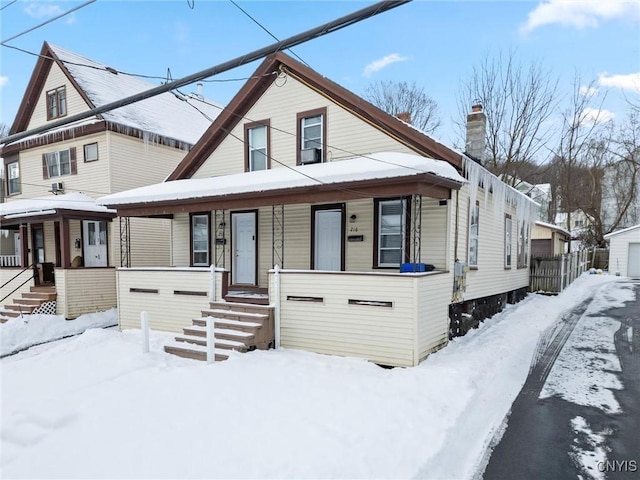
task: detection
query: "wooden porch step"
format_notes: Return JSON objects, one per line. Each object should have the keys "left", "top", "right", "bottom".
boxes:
{"left": 223, "top": 295, "right": 269, "bottom": 305}
{"left": 3, "top": 304, "right": 36, "bottom": 313}
{"left": 22, "top": 292, "right": 56, "bottom": 301}
{"left": 201, "top": 308, "right": 269, "bottom": 321}
{"left": 192, "top": 317, "right": 263, "bottom": 330}
{"left": 174, "top": 334, "right": 248, "bottom": 351}
{"left": 0, "top": 315, "right": 11, "bottom": 323}
{"left": 30, "top": 286, "right": 56, "bottom": 293}
{"left": 0, "top": 308, "right": 20, "bottom": 318}
{"left": 13, "top": 298, "right": 45, "bottom": 306}
{"left": 164, "top": 341, "right": 230, "bottom": 362}
{"left": 209, "top": 301, "right": 273, "bottom": 314}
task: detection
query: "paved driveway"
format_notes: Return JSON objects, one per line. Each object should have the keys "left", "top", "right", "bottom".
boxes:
{"left": 481, "top": 280, "right": 639, "bottom": 480}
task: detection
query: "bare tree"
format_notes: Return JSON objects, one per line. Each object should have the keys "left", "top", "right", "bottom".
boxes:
{"left": 364, "top": 80, "right": 442, "bottom": 134}
{"left": 456, "top": 51, "right": 559, "bottom": 186}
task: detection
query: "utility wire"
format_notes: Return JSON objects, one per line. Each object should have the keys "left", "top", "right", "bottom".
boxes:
{"left": 1, "top": 0, "right": 96, "bottom": 45}
{"left": 0, "top": 0, "right": 17, "bottom": 11}
{"left": 1, "top": 0, "right": 412, "bottom": 146}
{"left": 229, "top": 0, "right": 310, "bottom": 68}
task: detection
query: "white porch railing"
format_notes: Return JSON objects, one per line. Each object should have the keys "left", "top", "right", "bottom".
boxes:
{"left": 0, "top": 255, "right": 20, "bottom": 267}
{"left": 268, "top": 269, "right": 453, "bottom": 367}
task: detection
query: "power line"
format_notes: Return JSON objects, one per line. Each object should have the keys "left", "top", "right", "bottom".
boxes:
{"left": 0, "top": 0, "right": 17, "bottom": 11}
{"left": 1, "top": 0, "right": 412, "bottom": 146}
{"left": 229, "top": 0, "right": 310, "bottom": 68}
{"left": 1, "top": 0, "right": 96, "bottom": 45}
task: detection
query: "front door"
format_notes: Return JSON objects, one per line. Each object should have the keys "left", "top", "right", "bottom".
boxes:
{"left": 314, "top": 208, "right": 343, "bottom": 271}
{"left": 628, "top": 243, "right": 640, "bottom": 279}
{"left": 83, "top": 220, "right": 107, "bottom": 267}
{"left": 232, "top": 212, "right": 256, "bottom": 285}
{"left": 31, "top": 225, "right": 45, "bottom": 264}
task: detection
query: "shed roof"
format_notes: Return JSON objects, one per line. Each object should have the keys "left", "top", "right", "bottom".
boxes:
{"left": 603, "top": 224, "right": 640, "bottom": 239}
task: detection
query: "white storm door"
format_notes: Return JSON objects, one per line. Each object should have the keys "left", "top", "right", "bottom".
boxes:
{"left": 314, "top": 209, "right": 342, "bottom": 271}
{"left": 232, "top": 212, "right": 256, "bottom": 285}
{"left": 83, "top": 220, "right": 107, "bottom": 267}
{"left": 628, "top": 243, "right": 640, "bottom": 279}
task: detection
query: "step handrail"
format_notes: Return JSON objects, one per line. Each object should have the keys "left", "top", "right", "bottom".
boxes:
{"left": 1, "top": 263, "right": 35, "bottom": 290}
{"left": 0, "top": 273, "right": 37, "bottom": 304}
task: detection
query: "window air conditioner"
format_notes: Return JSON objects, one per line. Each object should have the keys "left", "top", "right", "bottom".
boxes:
{"left": 51, "top": 182, "right": 64, "bottom": 194}
{"left": 300, "top": 148, "right": 322, "bottom": 164}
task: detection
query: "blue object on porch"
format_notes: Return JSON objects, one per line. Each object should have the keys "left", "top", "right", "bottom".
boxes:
{"left": 401, "top": 263, "right": 426, "bottom": 272}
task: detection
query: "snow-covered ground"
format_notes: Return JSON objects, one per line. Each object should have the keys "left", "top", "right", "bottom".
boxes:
{"left": 0, "top": 274, "right": 623, "bottom": 479}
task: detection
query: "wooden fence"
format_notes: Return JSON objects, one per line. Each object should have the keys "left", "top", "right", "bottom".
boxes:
{"left": 529, "top": 250, "right": 590, "bottom": 294}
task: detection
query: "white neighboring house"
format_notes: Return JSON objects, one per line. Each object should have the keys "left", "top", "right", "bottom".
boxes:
{"left": 0, "top": 41, "right": 221, "bottom": 321}
{"left": 603, "top": 224, "right": 640, "bottom": 278}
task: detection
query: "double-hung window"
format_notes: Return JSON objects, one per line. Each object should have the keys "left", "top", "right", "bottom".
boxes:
{"left": 47, "top": 86, "right": 67, "bottom": 120}
{"left": 45, "top": 149, "right": 71, "bottom": 178}
{"left": 376, "top": 199, "right": 406, "bottom": 267}
{"left": 468, "top": 201, "right": 480, "bottom": 267}
{"left": 191, "top": 213, "right": 210, "bottom": 266}
{"left": 505, "top": 214, "right": 512, "bottom": 268}
{"left": 245, "top": 121, "right": 269, "bottom": 171}
{"left": 517, "top": 220, "right": 530, "bottom": 267}
{"left": 7, "top": 161, "right": 20, "bottom": 195}
{"left": 297, "top": 108, "right": 326, "bottom": 164}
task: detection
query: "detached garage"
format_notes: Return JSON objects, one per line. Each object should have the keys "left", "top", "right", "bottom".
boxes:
{"left": 604, "top": 224, "right": 640, "bottom": 279}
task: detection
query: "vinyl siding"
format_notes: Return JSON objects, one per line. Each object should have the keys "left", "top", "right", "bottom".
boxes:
{"left": 27, "top": 62, "right": 91, "bottom": 131}
{"left": 7, "top": 132, "right": 110, "bottom": 200}
{"left": 55, "top": 268, "right": 117, "bottom": 319}
{"left": 117, "top": 268, "right": 210, "bottom": 332}
{"left": 271, "top": 271, "right": 418, "bottom": 367}
{"left": 43, "top": 221, "right": 56, "bottom": 264}
{"left": 0, "top": 268, "right": 34, "bottom": 304}
{"left": 111, "top": 217, "right": 171, "bottom": 267}
{"left": 108, "top": 132, "right": 188, "bottom": 193}
{"left": 455, "top": 186, "right": 530, "bottom": 301}
{"left": 416, "top": 272, "right": 452, "bottom": 360}
{"left": 192, "top": 75, "right": 417, "bottom": 179}
{"left": 608, "top": 228, "right": 640, "bottom": 277}
{"left": 172, "top": 213, "right": 190, "bottom": 266}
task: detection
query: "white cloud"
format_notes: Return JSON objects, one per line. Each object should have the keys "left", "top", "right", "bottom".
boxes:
{"left": 0, "top": 76, "right": 8, "bottom": 88}
{"left": 598, "top": 72, "right": 640, "bottom": 92}
{"left": 362, "top": 53, "right": 408, "bottom": 77}
{"left": 581, "top": 107, "right": 615, "bottom": 124}
{"left": 24, "top": 2, "right": 64, "bottom": 18}
{"left": 520, "top": 0, "right": 640, "bottom": 34}
{"left": 579, "top": 85, "right": 599, "bottom": 97}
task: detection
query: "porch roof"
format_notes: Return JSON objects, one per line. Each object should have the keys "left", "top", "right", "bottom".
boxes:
{"left": 0, "top": 192, "right": 116, "bottom": 226}
{"left": 98, "top": 152, "right": 466, "bottom": 216}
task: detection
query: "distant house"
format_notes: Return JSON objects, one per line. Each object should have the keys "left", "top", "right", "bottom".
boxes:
{"left": 515, "top": 181, "right": 552, "bottom": 222}
{"left": 531, "top": 221, "right": 569, "bottom": 256}
{"left": 603, "top": 224, "right": 640, "bottom": 278}
{"left": 0, "top": 42, "right": 221, "bottom": 321}
{"left": 99, "top": 53, "right": 537, "bottom": 367}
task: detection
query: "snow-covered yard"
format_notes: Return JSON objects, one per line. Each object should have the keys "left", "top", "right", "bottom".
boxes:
{"left": 0, "top": 274, "right": 623, "bottom": 479}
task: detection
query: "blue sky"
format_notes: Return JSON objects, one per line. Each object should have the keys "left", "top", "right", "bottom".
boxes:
{"left": 1, "top": 0, "right": 639, "bottom": 150}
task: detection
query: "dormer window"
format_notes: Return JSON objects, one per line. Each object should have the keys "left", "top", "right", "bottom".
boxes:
{"left": 47, "top": 86, "right": 67, "bottom": 120}
{"left": 297, "top": 107, "right": 326, "bottom": 165}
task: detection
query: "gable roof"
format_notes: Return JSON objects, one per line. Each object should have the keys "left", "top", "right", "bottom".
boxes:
{"left": 167, "top": 52, "right": 463, "bottom": 181}
{"left": 603, "top": 224, "right": 640, "bottom": 239}
{"left": 534, "top": 220, "right": 570, "bottom": 237}
{"left": 7, "top": 42, "right": 222, "bottom": 148}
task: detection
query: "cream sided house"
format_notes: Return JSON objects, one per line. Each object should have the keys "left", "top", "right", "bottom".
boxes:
{"left": 0, "top": 42, "right": 220, "bottom": 322}
{"left": 100, "top": 53, "right": 538, "bottom": 367}
{"left": 531, "top": 221, "right": 570, "bottom": 256}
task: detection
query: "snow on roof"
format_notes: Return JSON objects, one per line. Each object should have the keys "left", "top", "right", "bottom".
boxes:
{"left": 50, "top": 44, "right": 223, "bottom": 145}
{"left": 99, "top": 152, "right": 466, "bottom": 206}
{"left": 534, "top": 220, "right": 570, "bottom": 237}
{"left": 603, "top": 224, "right": 640, "bottom": 239}
{"left": 0, "top": 192, "right": 115, "bottom": 218}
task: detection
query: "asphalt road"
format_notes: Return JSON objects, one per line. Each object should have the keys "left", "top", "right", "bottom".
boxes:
{"left": 481, "top": 280, "right": 640, "bottom": 480}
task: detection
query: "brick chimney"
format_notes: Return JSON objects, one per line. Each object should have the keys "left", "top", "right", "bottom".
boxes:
{"left": 396, "top": 112, "right": 411, "bottom": 124}
{"left": 466, "top": 103, "right": 486, "bottom": 163}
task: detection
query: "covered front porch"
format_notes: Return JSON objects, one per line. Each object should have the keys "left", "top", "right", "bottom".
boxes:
{"left": 102, "top": 153, "right": 466, "bottom": 365}
{"left": 0, "top": 193, "right": 118, "bottom": 319}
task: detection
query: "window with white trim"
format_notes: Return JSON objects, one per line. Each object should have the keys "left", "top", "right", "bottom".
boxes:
{"left": 47, "top": 86, "right": 67, "bottom": 120}
{"left": 505, "top": 214, "right": 512, "bottom": 268}
{"left": 7, "top": 161, "right": 20, "bottom": 195}
{"left": 191, "top": 214, "right": 210, "bottom": 266}
{"left": 247, "top": 125, "right": 267, "bottom": 171}
{"left": 377, "top": 199, "right": 406, "bottom": 267}
{"left": 468, "top": 201, "right": 480, "bottom": 267}
{"left": 45, "top": 149, "right": 71, "bottom": 178}
{"left": 517, "top": 220, "right": 530, "bottom": 267}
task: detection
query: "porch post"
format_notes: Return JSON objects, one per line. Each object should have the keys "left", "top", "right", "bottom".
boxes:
{"left": 274, "top": 264, "right": 281, "bottom": 349}
{"left": 60, "top": 217, "right": 71, "bottom": 268}
{"left": 209, "top": 264, "right": 216, "bottom": 303}
{"left": 19, "top": 224, "right": 28, "bottom": 267}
